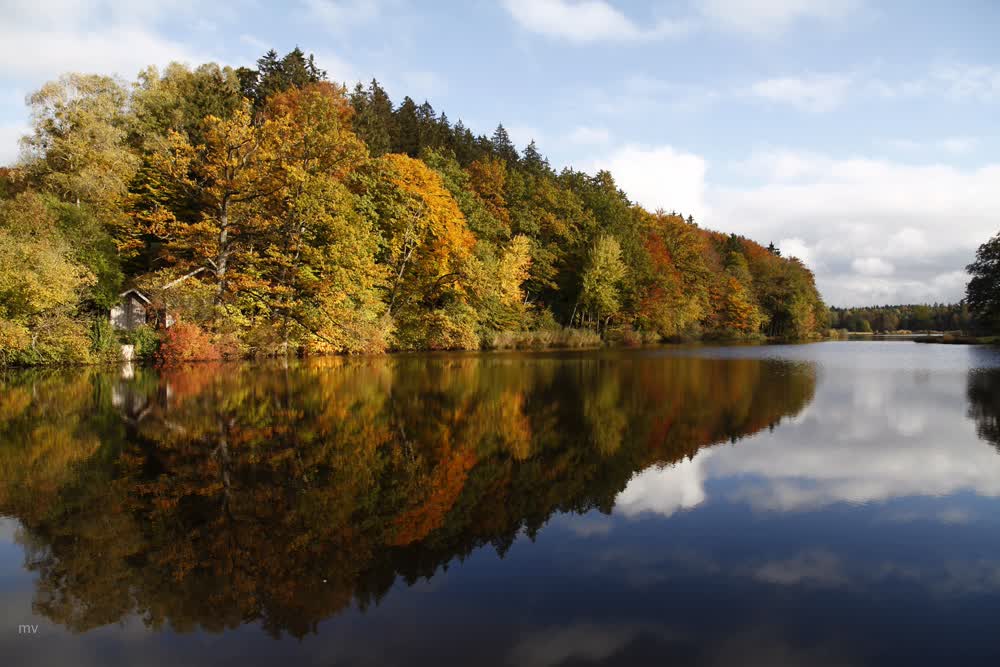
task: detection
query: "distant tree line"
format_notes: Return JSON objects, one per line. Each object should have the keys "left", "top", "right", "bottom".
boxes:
{"left": 0, "top": 47, "right": 827, "bottom": 366}
{"left": 829, "top": 304, "right": 972, "bottom": 332}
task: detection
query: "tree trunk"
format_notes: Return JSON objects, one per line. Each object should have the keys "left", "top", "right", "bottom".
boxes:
{"left": 215, "top": 198, "right": 230, "bottom": 306}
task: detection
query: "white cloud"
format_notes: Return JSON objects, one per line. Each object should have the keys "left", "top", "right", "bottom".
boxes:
{"left": 747, "top": 63, "right": 1000, "bottom": 113}
{"left": 0, "top": 1, "right": 215, "bottom": 81}
{"left": 734, "top": 149, "right": 831, "bottom": 181}
{"left": 709, "top": 150, "right": 1000, "bottom": 305}
{"left": 501, "top": 0, "right": 691, "bottom": 43}
{"left": 778, "top": 238, "right": 815, "bottom": 267}
{"left": 503, "top": 0, "right": 861, "bottom": 43}
{"left": 695, "top": 0, "right": 862, "bottom": 37}
{"left": 871, "top": 63, "right": 1000, "bottom": 102}
{"left": 749, "top": 74, "right": 854, "bottom": 112}
{"left": 0, "top": 121, "right": 28, "bottom": 166}
{"left": 585, "top": 144, "right": 708, "bottom": 219}
{"left": 615, "top": 455, "right": 709, "bottom": 518}
{"left": 715, "top": 369, "right": 1000, "bottom": 512}
{"left": 852, "top": 256, "right": 894, "bottom": 277}
{"left": 568, "top": 126, "right": 611, "bottom": 146}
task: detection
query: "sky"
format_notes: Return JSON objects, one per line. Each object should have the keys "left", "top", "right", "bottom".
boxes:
{"left": 1, "top": 0, "right": 998, "bottom": 306}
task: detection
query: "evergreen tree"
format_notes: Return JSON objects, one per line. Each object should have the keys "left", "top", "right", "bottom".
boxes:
{"left": 392, "top": 96, "right": 421, "bottom": 157}
{"left": 491, "top": 124, "right": 519, "bottom": 165}
{"left": 238, "top": 47, "right": 326, "bottom": 109}
{"left": 522, "top": 140, "right": 550, "bottom": 174}
{"left": 350, "top": 79, "right": 394, "bottom": 157}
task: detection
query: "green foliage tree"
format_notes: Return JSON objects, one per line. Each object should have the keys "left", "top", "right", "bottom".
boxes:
{"left": 349, "top": 79, "right": 395, "bottom": 157}
{"left": 581, "top": 234, "right": 626, "bottom": 329}
{"left": 21, "top": 73, "right": 138, "bottom": 224}
{"left": 0, "top": 193, "right": 95, "bottom": 364}
{"left": 967, "top": 232, "right": 1000, "bottom": 332}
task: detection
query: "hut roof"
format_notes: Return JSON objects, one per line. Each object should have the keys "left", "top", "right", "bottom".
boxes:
{"left": 119, "top": 288, "right": 152, "bottom": 305}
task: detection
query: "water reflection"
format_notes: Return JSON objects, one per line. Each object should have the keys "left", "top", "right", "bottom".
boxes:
{"left": 0, "top": 353, "right": 815, "bottom": 639}
{"left": 967, "top": 366, "right": 1000, "bottom": 452}
{"left": 6, "top": 344, "right": 1000, "bottom": 665}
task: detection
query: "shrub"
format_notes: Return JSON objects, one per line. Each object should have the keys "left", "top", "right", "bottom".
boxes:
{"left": 4, "top": 314, "right": 93, "bottom": 366}
{"left": 155, "top": 321, "right": 220, "bottom": 366}
{"left": 605, "top": 325, "right": 659, "bottom": 347}
{"left": 90, "top": 317, "right": 119, "bottom": 362}
{"left": 121, "top": 325, "right": 160, "bottom": 360}
{"left": 485, "top": 327, "right": 602, "bottom": 350}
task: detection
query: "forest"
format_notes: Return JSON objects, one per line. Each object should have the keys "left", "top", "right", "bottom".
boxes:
{"left": 0, "top": 48, "right": 827, "bottom": 366}
{"left": 829, "top": 303, "right": 972, "bottom": 333}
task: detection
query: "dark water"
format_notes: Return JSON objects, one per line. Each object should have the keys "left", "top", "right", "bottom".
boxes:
{"left": 2, "top": 341, "right": 1000, "bottom": 666}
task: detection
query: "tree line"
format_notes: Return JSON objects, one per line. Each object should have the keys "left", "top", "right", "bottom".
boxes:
{"left": 0, "top": 47, "right": 827, "bottom": 366}
{"left": 829, "top": 303, "right": 972, "bottom": 333}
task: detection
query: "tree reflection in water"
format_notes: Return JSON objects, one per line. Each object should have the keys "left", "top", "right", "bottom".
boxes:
{"left": 968, "top": 366, "right": 1000, "bottom": 452}
{"left": 0, "top": 352, "right": 816, "bottom": 638}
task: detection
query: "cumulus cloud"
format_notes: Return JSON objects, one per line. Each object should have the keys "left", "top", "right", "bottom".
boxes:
{"left": 610, "top": 360, "right": 1000, "bottom": 521}
{"left": 710, "top": 150, "right": 1000, "bottom": 305}
{"left": 615, "top": 455, "right": 709, "bottom": 518}
{"left": 777, "top": 238, "right": 816, "bottom": 267}
{"left": 503, "top": 0, "right": 861, "bottom": 42}
{"left": 851, "top": 257, "right": 894, "bottom": 277}
{"left": 717, "top": 368, "right": 1000, "bottom": 511}
{"left": 0, "top": 0, "right": 215, "bottom": 80}
{"left": 585, "top": 144, "right": 709, "bottom": 219}
{"left": 0, "top": 121, "right": 28, "bottom": 166}
{"left": 737, "top": 63, "right": 1000, "bottom": 114}
{"left": 579, "top": 143, "right": 992, "bottom": 305}
{"left": 501, "top": 0, "right": 691, "bottom": 43}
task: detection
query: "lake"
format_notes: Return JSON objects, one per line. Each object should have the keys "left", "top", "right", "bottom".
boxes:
{"left": 2, "top": 341, "right": 1000, "bottom": 665}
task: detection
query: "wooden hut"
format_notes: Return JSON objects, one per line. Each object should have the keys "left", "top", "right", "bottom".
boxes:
{"left": 109, "top": 289, "right": 152, "bottom": 331}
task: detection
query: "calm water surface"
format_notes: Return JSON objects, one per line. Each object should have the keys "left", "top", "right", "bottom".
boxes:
{"left": 2, "top": 341, "right": 1000, "bottom": 665}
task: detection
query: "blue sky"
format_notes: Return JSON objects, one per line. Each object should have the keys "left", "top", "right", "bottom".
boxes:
{"left": 2, "top": 0, "right": 998, "bottom": 306}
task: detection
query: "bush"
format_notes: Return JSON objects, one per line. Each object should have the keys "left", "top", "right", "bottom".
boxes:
{"left": 3, "top": 314, "right": 94, "bottom": 366}
{"left": 155, "top": 321, "right": 220, "bottom": 366}
{"left": 120, "top": 324, "right": 160, "bottom": 360}
{"left": 605, "top": 325, "right": 661, "bottom": 347}
{"left": 485, "top": 327, "right": 602, "bottom": 350}
{"left": 90, "top": 317, "right": 119, "bottom": 362}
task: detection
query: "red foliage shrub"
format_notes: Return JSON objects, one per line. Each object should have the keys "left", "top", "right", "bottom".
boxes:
{"left": 155, "top": 321, "right": 221, "bottom": 366}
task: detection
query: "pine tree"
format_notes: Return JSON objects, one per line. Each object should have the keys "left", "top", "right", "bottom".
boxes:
{"left": 491, "top": 124, "right": 519, "bottom": 165}
{"left": 521, "top": 140, "right": 550, "bottom": 174}
{"left": 392, "top": 97, "right": 421, "bottom": 157}
{"left": 350, "top": 79, "right": 394, "bottom": 157}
